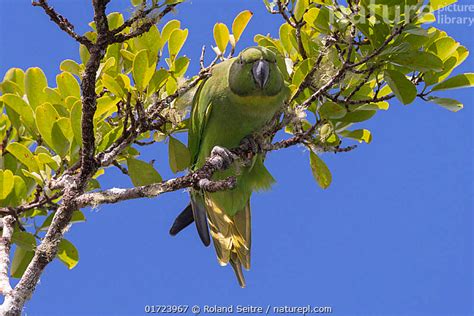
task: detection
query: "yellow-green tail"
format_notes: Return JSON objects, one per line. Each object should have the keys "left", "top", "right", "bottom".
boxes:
{"left": 204, "top": 197, "right": 251, "bottom": 288}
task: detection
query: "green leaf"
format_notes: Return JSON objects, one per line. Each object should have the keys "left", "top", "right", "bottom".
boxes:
{"left": 171, "top": 56, "right": 189, "bottom": 78}
{"left": 120, "top": 49, "right": 135, "bottom": 61}
{"left": 391, "top": 51, "right": 443, "bottom": 72}
{"left": 44, "top": 87, "right": 63, "bottom": 105}
{"left": 96, "top": 57, "right": 116, "bottom": 79}
{"left": 132, "top": 49, "right": 155, "bottom": 91}
{"left": 12, "top": 231, "right": 36, "bottom": 251}
{"left": 338, "top": 110, "right": 376, "bottom": 123}
{"left": 0, "top": 169, "right": 14, "bottom": 200}
{"left": 359, "top": 101, "right": 390, "bottom": 111}
{"left": 6, "top": 176, "right": 27, "bottom": 207}
{"left": 319, "top": 101, "right": 347, "bottom": 119}
{"left": 37, "top": 152, "right": 60, "bottom": 170}
{"left": 57, "top": 117, "right": 74, "bottom": 142}
{"left": 0, "top": 81, "right": 23, "bottom": 95}
{"left": 430, "top": 0, "right": 457, "bottom": 11}
{"left": 127, "top": 158, "right": 162, "bottom": 186}
{"left": 70, "top": 100, "right": 83, "bottom": 143}
{"left": 35, "top": 103, "right": 70, "bottom": 156}
{"left": 161, "top": 20, "right": 181, "bottom": 44}
{"left": 428, "top": 37, "right": 459, "bottom": 61}
{"left": 94, "top": 96, "right": 120, "bottom": 121}
{"left": 168, "top": 28, "right": 188, "bottom": 60}
{"left": 22, "top": 170, "right": 44, "bottom": 185}
{"left": 431, "top": 73, "right": 474, "bottom": 91}
{"left": 57, "top": 239, "right": 79, "bottom": 269}
{"left": 319, "top": 123, "right": 333, "bottom": 141}
{"left": 56, "top": 72, "right": 81, "bottom": 98}
{"left": 340, "top": 129, "right": 372, "bottom": 143}
{"left": 455, "top": 46, "right": 469, "bottom": 68}
{"left": 5, "top": 142, "right": 39, "bottom": 172}
{"left": 309, "top": 151, "right": 332, "bottom": 189}
{"left": 168, "top": 136, "right": 190, "bottom": 173}
{"left": 11, "top": 247, "right": 34, "bottom": 278}
{"left": 116, "top": 74, "right": 131, "bottom": 92}
{"left": 102, "top": 73, "right": 124, "bottom": 98}
{"left": 279, "top": 23, "right": 295, "bottom": 54}
{"left": 148, "top": 68, "right": 170, "bottom": 94}
{"left": 107, "top": 12, "right": 124, "bottom": 30}
{"left": 232, "top": 10, "right": 253, "bottom": 42}
{"left": 3, "top": 68, "right": 25, "bottom": 94}
{"left": 303, "top": 7, "right": 330, "bottom": 33}
{"left": 213, "top": 23, "right": 230, "bottom": 54}
{"left": 384, "top": 70, "right": 417, "bottom": 105}
{"left": 97, "top": 126, "right": 122, "bottom": 152}
{"left": 60, "top": 59, "right": 82, "bottom": 76}
{"left": 79, "top": 44, "right": 90, "bottom": 65}
{"left": 291, "top": 58, "right": 314, "bottom": 88}
{"left": 132, "top": 25, "right": 162, "bottom": 62}
{"left": 427, "top": 97, "right": 463, "bottom": 112}
{"left": 166, "top": 76, "right": 178, "bottom": 95}
{"left": 294, "top": 0, "right": 309, "bottom": 21}
{"left": 1, "top": 94, "right": 36, "bottom": 133}
{"left": 25, "top": 67, "right": 48, "bottom": 109}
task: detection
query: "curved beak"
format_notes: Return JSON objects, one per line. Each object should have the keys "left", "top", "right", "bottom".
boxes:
{"left": 252, "top": 59, "right": 270, "bottom": 89}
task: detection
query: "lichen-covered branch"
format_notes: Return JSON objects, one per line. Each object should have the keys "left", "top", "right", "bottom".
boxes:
{"left": 0, "top": 187, "right": 79, "bottom": 316}
{"left": 74, "top": 130, "right": 355, "bottom": 209}
{"left": 0, "top": 216, "right": 15, "bottom": 297}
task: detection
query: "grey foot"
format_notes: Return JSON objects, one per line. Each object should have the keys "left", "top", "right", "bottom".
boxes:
{"left": 211, "top": 146, "right": 236, "bottom": 169}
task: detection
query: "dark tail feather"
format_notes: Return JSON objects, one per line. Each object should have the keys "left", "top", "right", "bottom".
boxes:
{"left": 191, "top": 196, "right": 211, "bottom": 247}
{"left": 169, "top": 204, "right": 194, "bottom": 236}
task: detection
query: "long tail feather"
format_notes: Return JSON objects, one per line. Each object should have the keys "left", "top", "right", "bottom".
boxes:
{"left": 205, "top": 197, "right": 251, "bottom": 287}
{"left": 169, "top": 204, "right": 194, "bottom": 236}
{"left": 233, "top": 203, "right": 251, "bottom": 270}
{"left": 230, "top": 251, "right": 246, "bottom": 288}
{"left": 191, "top": 195, "right": 211, "bottom": 247}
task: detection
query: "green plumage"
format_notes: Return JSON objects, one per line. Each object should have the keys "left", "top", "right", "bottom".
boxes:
{"left": 187, "top": 47, "right": 288, "bottom": 286}
{"left": 190, "top": 47, "right": 288, "bottom": 215}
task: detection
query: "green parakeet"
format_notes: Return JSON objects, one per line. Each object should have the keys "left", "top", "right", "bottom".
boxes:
{"left": 170, "top": 47, "right": 288, "bottom": 287}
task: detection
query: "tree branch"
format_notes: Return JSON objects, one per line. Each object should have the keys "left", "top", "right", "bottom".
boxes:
{"left": 110, "top": 4, "right": 176, "bottom": 44}
{"left": 348, "top": 22, "right": 408, "bottom": 69}
{"left": 0, "top": 216, "right": 15, "bottom": 296}
{"left": 75, "top": 129, "right": 355, "bottom": 209}
{"left": 79, "top": 0, "right": 113, "bottom": 183}
{"left": 32, "top": 0, "right": 92, "bottom": 48}
{"left": 1, "top": 187, "right": 79, "bottom": 316}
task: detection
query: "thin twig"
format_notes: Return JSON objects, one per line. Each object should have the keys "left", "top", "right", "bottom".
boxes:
{"left": 32, "top": 0, "right": 92, "bottom": 48}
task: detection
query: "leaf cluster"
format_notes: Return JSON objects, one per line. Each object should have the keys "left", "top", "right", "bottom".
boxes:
{"left": 258, "top": 0, "right": 471, "bottom": 188}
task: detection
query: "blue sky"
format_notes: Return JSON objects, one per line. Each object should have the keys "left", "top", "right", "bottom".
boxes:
{"left": 0, "top": 0, "right": 472, "bottom": 315}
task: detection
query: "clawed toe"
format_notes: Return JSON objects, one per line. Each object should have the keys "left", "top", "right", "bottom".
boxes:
{"left": 211, "top": 146, "right": 236, "bottom": 168}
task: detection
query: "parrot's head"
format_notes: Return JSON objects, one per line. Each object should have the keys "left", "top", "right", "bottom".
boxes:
{"left": 229, "top": 46, "right": 284, "bottom": 97}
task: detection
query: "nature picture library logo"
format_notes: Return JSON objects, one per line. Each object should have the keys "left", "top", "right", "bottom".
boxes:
{"left": 324, "top": 0, "right": 474, "bottom": 27}
{"left": 436, "top": 4, "right": 474, "bottom": 26}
